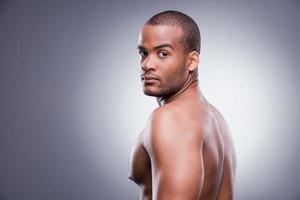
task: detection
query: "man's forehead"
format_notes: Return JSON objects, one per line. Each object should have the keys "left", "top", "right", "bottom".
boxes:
{"left": 138, "top": 24, "right": 184, "bottom": 48}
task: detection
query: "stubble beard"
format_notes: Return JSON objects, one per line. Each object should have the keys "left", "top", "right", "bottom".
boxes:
{"left": 143, "top": 68, "right": 187, "bottom": 98}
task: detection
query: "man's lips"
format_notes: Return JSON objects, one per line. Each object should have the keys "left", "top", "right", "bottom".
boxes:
{"left": 141, "top": 74, "right": 159, "bottom": 81}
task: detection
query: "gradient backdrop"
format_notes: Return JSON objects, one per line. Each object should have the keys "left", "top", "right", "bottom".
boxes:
{"left": 1, "top": 0, "right": 300, "bottom": 199}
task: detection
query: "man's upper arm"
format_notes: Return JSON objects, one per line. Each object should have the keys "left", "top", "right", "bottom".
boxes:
{"left": 145, "top": 108, "right": 205, "bottom": 200}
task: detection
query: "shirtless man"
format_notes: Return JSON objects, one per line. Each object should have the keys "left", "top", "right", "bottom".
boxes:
{"left": 128, "top": 10, "right": 236, "bottom": 200}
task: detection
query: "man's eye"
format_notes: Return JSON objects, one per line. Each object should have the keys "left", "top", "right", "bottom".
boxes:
{"left": 139, "top": 50, "right": 148, "bottom": 57}
{"left": 158, "top": 51, "right": 168, "bottom": 58}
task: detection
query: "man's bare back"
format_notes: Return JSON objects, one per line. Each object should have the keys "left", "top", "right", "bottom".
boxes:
{"left": 128, "top": 10, "right": 236, "bottom": 199}
{"left": 129, "top": 91, "right": 236, "bottom": 199}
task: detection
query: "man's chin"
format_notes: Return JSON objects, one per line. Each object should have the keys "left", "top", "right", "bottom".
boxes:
{"left": 143, "top": 91, "right": 159, "bottom": 97}
{"left": 143, "top": 88, "right": 161, "bottom": 97}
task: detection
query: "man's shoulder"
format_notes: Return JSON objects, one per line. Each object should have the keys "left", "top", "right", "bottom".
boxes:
{"left": 145, "top": 104, "right": 204, "bottom": 143}
{"left": 143, "top": 104, "right": 205, "bottom": 158}
{"left": 148, "top": 104, "right": 180, "bottom": 130}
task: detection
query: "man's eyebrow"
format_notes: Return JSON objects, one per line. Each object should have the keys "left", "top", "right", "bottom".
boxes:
{"left": 153, "top": 44, "right": 175, "bottom": 51}
{"left": 137, "top": 45, "right": 146, "bottom": 50}
{"left": 137, "top": 44, "right": 175, "bottom": 51}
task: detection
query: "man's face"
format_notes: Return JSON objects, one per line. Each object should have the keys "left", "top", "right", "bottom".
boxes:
{"left": 138, "top": 24, "right": 189, "bottom": 97}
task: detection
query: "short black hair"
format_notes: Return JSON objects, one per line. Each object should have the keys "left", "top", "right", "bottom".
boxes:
{"left": 145, "top": 10, "right": 201, "bottom": 53}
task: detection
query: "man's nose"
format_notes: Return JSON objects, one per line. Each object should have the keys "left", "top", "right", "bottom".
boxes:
{"left": 141, "top": 55, "right": 156, "bottom": 71}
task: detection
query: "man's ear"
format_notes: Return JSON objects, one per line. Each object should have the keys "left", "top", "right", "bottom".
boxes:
{"left": 187, "top": 50, "right": 199, "bottom": 72}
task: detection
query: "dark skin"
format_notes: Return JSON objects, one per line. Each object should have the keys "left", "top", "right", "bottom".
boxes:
{"left": 128, "top": 24, "right": 237, "bottom": 200}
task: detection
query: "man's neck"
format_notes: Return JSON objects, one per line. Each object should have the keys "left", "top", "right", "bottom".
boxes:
{"left": 156, "top": 75, "right": 202, "bottom": 106}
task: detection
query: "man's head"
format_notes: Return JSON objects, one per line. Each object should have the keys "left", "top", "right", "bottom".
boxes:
{"left": 138, "top": 10, "right": 201, "bottom": 97}
{"left": 146, "top": 10, "right": 201, "bottom": 54}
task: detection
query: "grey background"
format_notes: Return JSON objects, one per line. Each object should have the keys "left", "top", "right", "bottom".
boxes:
{"left": 1, "top": 0, "right": 300, "bottom": 199}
